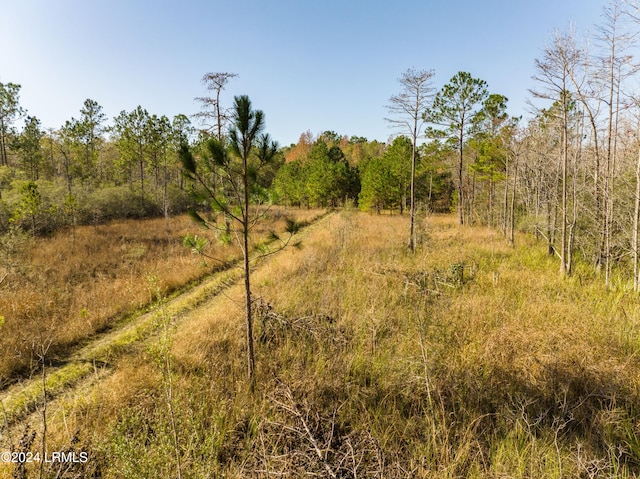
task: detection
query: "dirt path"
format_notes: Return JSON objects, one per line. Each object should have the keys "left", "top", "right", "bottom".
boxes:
{"left": 0, "top": 211, "right": 334, "bottom": 437}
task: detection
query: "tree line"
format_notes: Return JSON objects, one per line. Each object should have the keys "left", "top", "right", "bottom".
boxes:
{"left": 380, "top": 0, "right": 640, "bottom": 289}
{"left": 0, "top": 94, "right": 197, "bottom": 234}
{"left": 0, "top": 76, "right": 455, "bottom": 237}
{"left": 4, "top": 0, "right": 640, "bottom": 289}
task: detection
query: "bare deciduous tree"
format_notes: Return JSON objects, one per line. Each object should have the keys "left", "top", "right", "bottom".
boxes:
{"left": 595, "top": 0, "right": 636, "bottom": 286}
{"left": 385, "top": 68, "right": 436, "bottom": 251}
{"left": 530, "top": 29, "right": 582, "bottom": 276}
{"left": 193, "top": 72, "right": 238, "bottom": 141}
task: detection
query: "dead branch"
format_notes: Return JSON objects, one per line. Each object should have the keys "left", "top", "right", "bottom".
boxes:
{"left": 273, "top": 386, "right": 338, "bottom": 479}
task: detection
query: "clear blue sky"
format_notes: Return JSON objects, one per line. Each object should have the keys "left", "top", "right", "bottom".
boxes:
{"left": 2, "top": 0, "right": 607, "bottom": 146}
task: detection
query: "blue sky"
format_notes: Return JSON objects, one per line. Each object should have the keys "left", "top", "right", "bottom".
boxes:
{"left": 2, "top": 0, "right": 607, "bottom": 146}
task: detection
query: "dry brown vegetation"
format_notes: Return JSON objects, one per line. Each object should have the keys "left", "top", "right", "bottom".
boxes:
{"left": 0, "top": 208, "right": 323, "bottom": 384}
{"left": 3, "top": 211, "right": 640, "bottom": 478}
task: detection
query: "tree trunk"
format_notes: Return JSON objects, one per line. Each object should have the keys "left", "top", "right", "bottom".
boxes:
{"left": 634, "top": 142, "right": 640, "bottom": 292}
{"left": 408, "top": 143, "right": 416, "bottom": 250}
{"left": 503, "top": 149, "right": 509, "bottom": 237}
{"left": 0, "top": 117, "right": 7, "bottom": 167}
{"left": 428, "top": 171, "right": 433, "bottom": 211}
{"left": 408, "top": 101, "right": 418, "bottom": 251}
{"left": 547, "top": 198, "right": 554, "bottom": 256}
{"left": 509, "top": 149, "right": 519, "bottom": 246}
{"left": 470, "top": 169, "right": 476, "bottom": 226}
{"left": 488, "top": 177, "right": 494, "bottom": 228}
{"left": 242, "top": 152, "right": 255, "bottom": 384}
{"left": 560, "top": 99, "right": 568, "bottom": 277}
{"left": 140, "top": 157, "right": 145, "bottom": 207}
{"left": 458, "top": 130, "right": 464, "bottom": 225}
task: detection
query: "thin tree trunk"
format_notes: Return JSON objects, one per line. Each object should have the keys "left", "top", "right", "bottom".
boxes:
{"left": 509, "top": 150, "right": 519, "bottom": 246}
{"left": 470, "top": 168, "right": 476, "bottom": 226}
{"left": 139, "top": 149, "right": 145, "bottom": 203}
{"left": 458, "top": 129, "right": 464, "bottom": 225}
{"left": 607, "top": 68, "right": 622, "bottom": 286}
{"left": 163, "top": 151, "right": 169, "bottom": 230}
{"left": 408, "top": 144, "right": 416, "bottom": 250}
{"left": 0, "top": 117, "right": 7, "bottom": 167}
{"left": 585, "top": 112, "right": 602, "bottom": 269}
{"left": 634, "top": 141, "right": 640, "bottom": 292}
{"left": 488, "top": 178, "right": 494, "bottom": 228}
{"left": 567, "top": 113, "right": 584, "bottom": 275}
{"left": 560, "top": 99, "right": 569, "bottom": 277}
{"left": 503, "top": 149, "right": 509, "bottom": 236}
{"left": 408, "top": 98, "right": 418, "bottom": 251}
{"left": 603, "top": 31, "right": 617, "bottom": 286}
{"left": 428, "top": 171, "right": 433, "bottom": 211}
{"left": 243, "top": 154, "right": 255, "bottom": 384}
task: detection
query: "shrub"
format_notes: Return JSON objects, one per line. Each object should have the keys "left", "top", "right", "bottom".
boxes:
{"left": 87, "top": 186, "right": 160, "bottom": 221}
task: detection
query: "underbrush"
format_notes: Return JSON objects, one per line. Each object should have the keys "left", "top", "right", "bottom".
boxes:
{"left": 5, "top": 211, "right": 640, "bottom": 477}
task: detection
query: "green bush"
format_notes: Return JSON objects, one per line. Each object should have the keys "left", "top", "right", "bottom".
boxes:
{"left": 6, "top": 180, "right": 64, "bottom": 235}
{"left": 87, "top": 186, "right": 160, "bottom": 221}
{"left": 165, "top": 184, "right": 195, "bottom": 215}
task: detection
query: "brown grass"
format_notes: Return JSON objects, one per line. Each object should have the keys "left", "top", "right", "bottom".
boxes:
{"left": 0, "top": 207, "right": 324, "bottom": 384}
{"left": 3, "top": 210, "right": 640, "bottom": 478}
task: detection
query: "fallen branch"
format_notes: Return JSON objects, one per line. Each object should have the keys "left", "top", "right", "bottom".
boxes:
{"left": 273, "top": 386, "right": 338, "bottom": 479}
{"left": 535, "top": 227, "right": 563, "bottom": 260}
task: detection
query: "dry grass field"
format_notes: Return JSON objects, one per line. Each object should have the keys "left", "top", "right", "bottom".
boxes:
{"left": 2, "top": 210, "right": 640, "bottom": 478}
{"left": 0, "top": 208, "right": 324, "bottom": 384}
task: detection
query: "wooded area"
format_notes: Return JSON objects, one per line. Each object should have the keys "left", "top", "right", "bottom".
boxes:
{"left": 2, "top": 0, "right": 640, "bottom": 288}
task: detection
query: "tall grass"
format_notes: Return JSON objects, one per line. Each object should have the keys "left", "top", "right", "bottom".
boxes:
{"left": 4, "top": 211, "right": 640, "bottom": 478}
{"left": 0, "top": 208, "right": 323, "bottom": 384}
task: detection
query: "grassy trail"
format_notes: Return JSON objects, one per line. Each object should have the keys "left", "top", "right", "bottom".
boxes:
{"left": 0, "top": 210, "right": 333, "bottom": 433}
{"left": 3, "top": 211, "right": 640, "bottom": 478}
